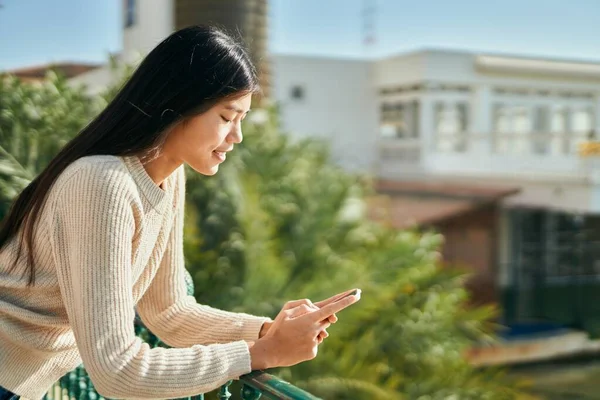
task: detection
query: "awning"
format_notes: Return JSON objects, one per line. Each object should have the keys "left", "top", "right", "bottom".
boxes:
{"left": 368, "top": 179, "right": 520, "bottom": 229}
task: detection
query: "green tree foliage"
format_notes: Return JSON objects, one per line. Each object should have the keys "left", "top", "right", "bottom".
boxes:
{"left": 0, "top": 71, "right": 533, "bottom": 399}
{"left": 0, "top": 72, "right": 100, "bottom": 217}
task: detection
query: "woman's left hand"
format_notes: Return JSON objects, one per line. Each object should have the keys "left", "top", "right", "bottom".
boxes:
{"left": 259, "top": 294, "right": 346, "bottom": 340}
{"left": 262, "top": 317, "right": 328, "bottom": 344}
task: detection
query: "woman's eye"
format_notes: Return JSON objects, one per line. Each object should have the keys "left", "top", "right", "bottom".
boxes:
{"left": 221, "top": 116, "right": 233, "bottom": 123}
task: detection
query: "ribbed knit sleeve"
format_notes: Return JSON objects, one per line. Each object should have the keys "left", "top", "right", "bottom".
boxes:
{"left": 136, "top": 167, "right": 271, "bottom": 347}
{"left": 49, "top": 163, "right": 253, "bottom": 399}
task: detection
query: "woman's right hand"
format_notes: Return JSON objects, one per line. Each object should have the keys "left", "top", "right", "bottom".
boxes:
{"left": 248, "top": 294, "right": 359, "bottom": 369}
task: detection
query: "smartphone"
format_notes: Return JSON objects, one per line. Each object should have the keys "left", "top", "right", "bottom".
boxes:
{"left": 336, "top": 289, "right": 361, "bottom": 302}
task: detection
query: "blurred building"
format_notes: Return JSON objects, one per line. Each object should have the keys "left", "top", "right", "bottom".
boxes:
{"left": 174, "top": 0, "right": 269, "bottom": 97}
{"left": 273, "top": 50, "right": 600, "bottom": 334}
{"left": 2, "top": 62, "right": 101, "bottom": 82}
{"left": 69, "top": 0, "right": 269, "bottom": 97}
{"left": 120, "top": 0, "right": 268, "bottom": 96}
{"left": 272, "top": 55, "right": 378, "bottom": 173}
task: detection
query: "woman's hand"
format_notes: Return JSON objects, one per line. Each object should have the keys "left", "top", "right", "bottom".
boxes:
{"left": 248, "top": 294, "right": 359, "bottom": 369}
{"left": 259, "top": 320, "right": 273, "bottom": 338}
{"left": 259, "top": 289, "right": 360, "bottom": 342}
{"left": 259, "top": 289, "right": 360, "bottom": 338}
{"left": 275, "top": 299, "right": 331, "bottom": 344}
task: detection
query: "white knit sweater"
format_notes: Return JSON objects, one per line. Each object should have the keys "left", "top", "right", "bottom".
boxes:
{"left": 0, "top": 155, "right": 269, "bottom": 400}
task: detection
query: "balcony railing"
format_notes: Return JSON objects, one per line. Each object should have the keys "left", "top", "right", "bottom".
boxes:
{"left": 44, "top": 272, "right": 321, "bottom": 400}
{"left": 378, "top": 138, "right": 421, "bottom": 162}
{"left": 377, "top": 133, "right": 600, "bottom": 181}
{"left": 380, "top": 132, "right": 592, "bottom": 156}
{"left": 434, "top": 132, "right": 590, "bottom": 155}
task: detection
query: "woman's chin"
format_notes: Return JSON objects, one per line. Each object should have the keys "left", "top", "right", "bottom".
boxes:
{"left": 193, "top": 165, "right": 220, "bottom": 176}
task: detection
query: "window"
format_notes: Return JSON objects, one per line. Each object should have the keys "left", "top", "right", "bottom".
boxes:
{"left": 572, "top": 108, "right": 593, "bottom": 135}
{"left": 434, "top": 102, "right": 468, "bottom": 151}
{"left": 379, "top": 101, "right": 419, "bottom": 139}
{"left": 125, "top": 0, "right": 136, "bottom": 28}
{"left": 550, "top": 107, "right": 567, "bottom": 133}
{"left": 568, "top": 107, "right": 594, "bottom": 153}
{"left": 533, "top": 106, "right": 549, "bottom": 133}
{"left": 548, "top": 107, "right": 568, "bottom": 154}
{"left": 508, "top": 209, "right": 600, "bottom": 281}
{"left": 435, "top": 104, "right": 459, "bottom": 135}
{"left": 494, "top": 105, "right": 511, "bottom": 133}
{"left": 493, "top": 105, "right": 531, "bottom": 154}
{"left": 290, "top": 85, "right": 305, "bottom": 101}
{"left": 493, "top": 105, "right": 531, "bottom": 133}
{"left": 506, "top": 209, "right": 600, "bottom": 326}
{"left": 531, "top": 107, "right": 550, "bottom": 154}
{"left": 513, "top": 107, "right": 531, "bottom": 134}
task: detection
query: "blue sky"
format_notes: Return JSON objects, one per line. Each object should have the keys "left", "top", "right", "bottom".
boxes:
{"left": 1, "top": 0, "right": 600, "bottom": 70}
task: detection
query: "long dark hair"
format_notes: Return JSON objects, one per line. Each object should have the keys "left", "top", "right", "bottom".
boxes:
{"left": 0, "top": 25, "right": 260, "bottom": 286}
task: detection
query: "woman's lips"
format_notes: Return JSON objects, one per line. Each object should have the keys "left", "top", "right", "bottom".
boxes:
{"left": 213, "top": 150, "right": 226, "bottom": 162}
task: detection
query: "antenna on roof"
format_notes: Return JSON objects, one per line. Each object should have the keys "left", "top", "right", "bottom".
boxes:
{"left": 362, "top": 0, "right": 377, "bottom": 48}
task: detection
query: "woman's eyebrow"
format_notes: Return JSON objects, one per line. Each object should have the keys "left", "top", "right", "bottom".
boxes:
{"left": 225, "top": 105, "right": 251, "bottom": 114}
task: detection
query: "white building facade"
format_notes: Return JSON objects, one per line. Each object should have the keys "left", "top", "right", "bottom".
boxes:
{"left": 275, "top": 50, "right": 600, "bottom": 213}
{"left": 271, "top": 55, "right": 378, "bottom": 172}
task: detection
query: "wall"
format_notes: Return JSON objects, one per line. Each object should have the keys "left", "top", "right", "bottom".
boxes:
{"left": 272, "top": 55, "right": 379, "bottom": 173}
{"left": 122, "top": 0, "right": 174, "bottom": 64}
{"left": 68, "top": 65, "right": 119, "bottom": 95}
{"left": 373, "top": 51, "right": 426, "bottom": 88}
{"left": 434, "top": 205, "right": 499, "bottom": 306}
{"left": 174, "top": 0, "right": 270, "bottom": 98}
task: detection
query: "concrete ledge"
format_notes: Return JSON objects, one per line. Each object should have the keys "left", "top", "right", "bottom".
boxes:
{"left": 466, "top": 330, "right": 600, "bottom": 367}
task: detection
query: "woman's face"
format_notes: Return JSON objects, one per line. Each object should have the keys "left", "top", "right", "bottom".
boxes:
{"left": 164, "top": 93, "right": 252, "bottom": 176}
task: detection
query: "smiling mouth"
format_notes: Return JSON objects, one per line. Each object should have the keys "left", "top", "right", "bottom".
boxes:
{"left": 213, "top": 150, "right": 227, "bottom": 161}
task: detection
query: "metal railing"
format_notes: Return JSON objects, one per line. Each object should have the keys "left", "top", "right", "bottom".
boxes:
{"left": 378, "top": 138, "right": 421, "bottom": 163}
{"left": 45, "top": 271, "right": 321, "bottom": 400}
{"left": 379, "top": 132, "right": 591, "bottom": 156}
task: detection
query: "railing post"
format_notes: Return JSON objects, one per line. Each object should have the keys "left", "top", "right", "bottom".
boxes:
{"left": 77, "top": 367, "right": 87, "bottom": 400}
{"left": 218, "top": 380, "right": 233, "bottom": 400}
{"left": 241, "top": 384, "right": 262, "bottom": 400}
{"left": 67, "top": 369, "right": 78, "bottom": 399}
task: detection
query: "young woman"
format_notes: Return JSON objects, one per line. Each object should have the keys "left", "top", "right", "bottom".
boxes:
{"left": 0, "top": 25, "right": 359, "bottom": 400}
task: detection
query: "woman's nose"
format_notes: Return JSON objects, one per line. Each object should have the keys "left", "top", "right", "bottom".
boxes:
{"left": 228, "top": 124, "right": 243, "bottom": 144}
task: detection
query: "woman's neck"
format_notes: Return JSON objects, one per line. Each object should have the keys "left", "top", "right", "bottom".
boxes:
{"left": 140, "top": 154, "right": 183, "bottom": 188}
